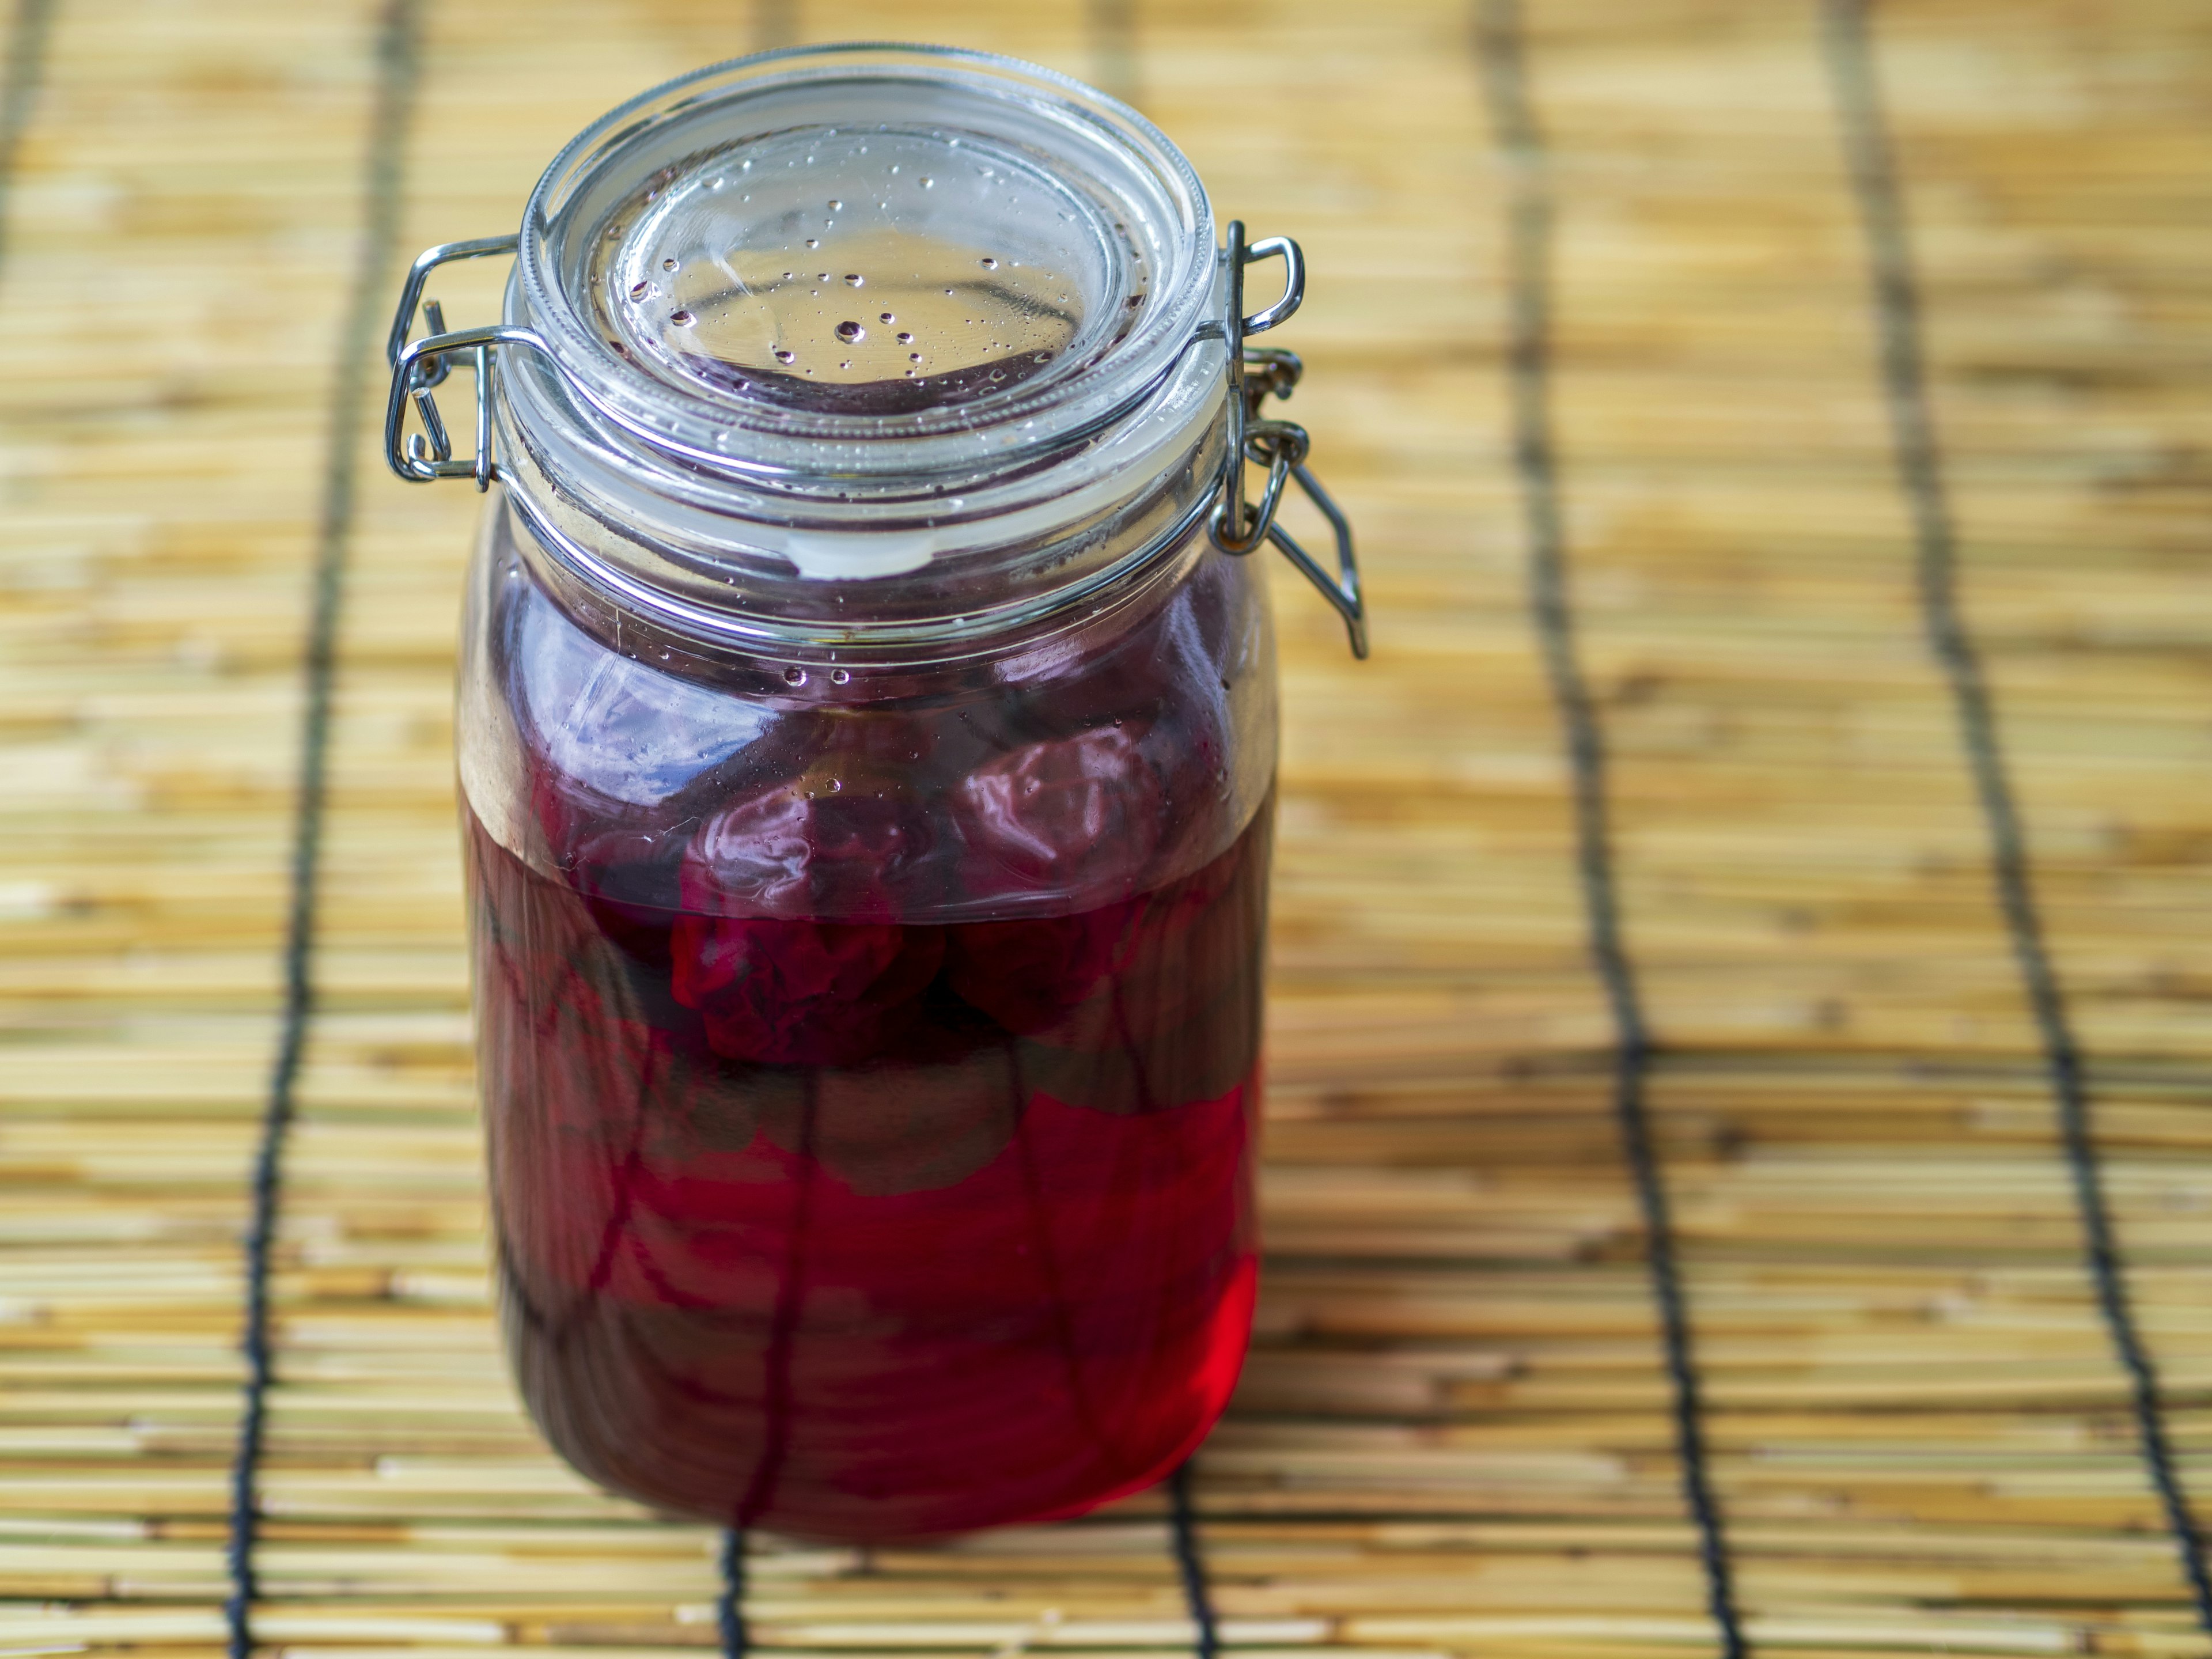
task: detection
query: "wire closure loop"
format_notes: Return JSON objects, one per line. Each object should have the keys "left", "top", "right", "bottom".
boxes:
{"left": 382, "top": 224, "right": 1368, "bottom": 657}
{"left": 1208, "top": 221, "right": 1300, "bottom": 555}
{"left": 1206, "top": 222, "right": 1368, "bottom": 659}
{"left": 384, "top": 235, "right": 527, "bottom": 491}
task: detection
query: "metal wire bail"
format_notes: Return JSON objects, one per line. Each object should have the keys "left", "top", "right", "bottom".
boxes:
{"left": 384, "top": 235, "right": 533, "bottom": 491}
{"left": 1206, "top": 221, "right": 1369, "bottom": 660}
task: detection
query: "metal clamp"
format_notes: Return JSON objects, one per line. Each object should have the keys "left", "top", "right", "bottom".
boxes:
{"left": 384, "top": 234, "right": 540, "bottom": 490}
{"left": 1206, "top": 221, "right": 1368, "bottom": 659}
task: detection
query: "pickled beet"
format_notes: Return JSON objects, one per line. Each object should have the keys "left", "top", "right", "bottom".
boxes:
{"left": 673, "top": 915, "right": 945, "bottom": 1065}
{"left": 471, "top": 800, "right": 1270, "bottom": 1539}
{"left": 943, "top": 905, "right": 1138, "bottom": 1035}
{"left": 955, "top": 726, "right": 1166, "bottom": 890}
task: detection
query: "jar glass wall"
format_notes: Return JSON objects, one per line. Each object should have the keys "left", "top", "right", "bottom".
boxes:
{"left": 463, "top": 494, "right": 1273, "bottom": 1538}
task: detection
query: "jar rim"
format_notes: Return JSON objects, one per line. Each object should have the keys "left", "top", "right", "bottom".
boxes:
{"left": 514, "top": 43, "right": 1218, "bottom": 481}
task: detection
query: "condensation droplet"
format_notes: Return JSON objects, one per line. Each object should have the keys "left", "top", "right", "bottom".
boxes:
{"left": 804, "top": 237, "right": 819, "bottom": 249}
{"left": 835, "top": 321, "right": 865, "bottom": 344}
{"left": 880, "top": 312, "right": 895, "bottom": 324}
{"left": 828, "top": 198, "right": 842, "bottom": 210}
{"left": 669, "top": 310, "right": 694, "bottom": 326}
{"left": 843, "top": 273, "right": 863, "bottom": 287}
{"left": 919, "top": 176, "right": 934, "bottom": 188}
{"left": 897, "top": 332, "right": 915, "bottom": 344}
{"left": 662, "top": 257, "right": 677, "bottom": 272}
{"left": 783, "top": 666, "right": 806, "bottom": 685}
{"left": 774, "top": 349, "right": 796, "bottom": 365}
{"left": 909, "top": 352, "right": 923, "bottom": 362}
{"left": 830, "top": 668, "right": 851, "bottom": 685}
{"left": 979, "top": 256, "right": 998, "bottom": 270}
{"left": 1127, "top": 294, "right": 1144, "bottom": 309}
{"left": 628, "top": 281, "right": 649, "bottom": 301}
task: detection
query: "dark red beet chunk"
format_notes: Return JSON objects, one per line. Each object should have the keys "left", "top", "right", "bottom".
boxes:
{"left": 683, "top": 772, "right": 938, "bottom": 919}
{"left": 668, "top": 777, "right": 948, "bottom": 1064}
{"left": 943, "top": 906, "right": 1138, "bottom": 1035}
{"left": 673, "top": 914, "right": 945, "bottom": 1064}
{"left": 954, "top": 726, "right": 1165, "bottom": 892}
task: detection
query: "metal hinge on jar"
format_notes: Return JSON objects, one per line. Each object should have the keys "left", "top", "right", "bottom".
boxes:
{"left": 1207, "top": 221, "right": 1368, "bottom": 660}
{"left": 383, "top": 224, "right": 1368, "bottom": 659}
{"left": 381, "top": 233, "right": 540, "bottom": 493}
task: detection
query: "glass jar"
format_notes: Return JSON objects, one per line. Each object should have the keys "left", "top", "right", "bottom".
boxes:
{"left": 385, "top": 43, "right": 1363, "bottom": 1541}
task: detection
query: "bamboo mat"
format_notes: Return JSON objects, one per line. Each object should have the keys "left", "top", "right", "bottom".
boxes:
{"left": 3, "top": 0, "right": 2211, "bottom": 1654}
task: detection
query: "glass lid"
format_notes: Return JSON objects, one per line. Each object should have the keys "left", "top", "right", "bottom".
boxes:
{"left": 515, "top": 44, "right": 1215, "bottom": 474}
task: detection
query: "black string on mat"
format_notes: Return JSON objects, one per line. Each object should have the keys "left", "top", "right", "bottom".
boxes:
{"left": 1472, "top": 3, "right": 1747, "bottom": 1654}
{"left": 1168, "top": 1460, "right": 1221, "bottom": 1659}
{"left": 1819, "top": 0, "right": 2212, "bottom": 1633}
{"left": 719, "top": 1474, "right": 1214, "bottom": 1658}
{"left": 222, "top": 3, "right": 423, "bottom": 1655}
{"left": 717, "top": 1528, "right": 749, "bottom": 1659}
{"left": 0, "top": 0, "right": 58, "bottom": 276}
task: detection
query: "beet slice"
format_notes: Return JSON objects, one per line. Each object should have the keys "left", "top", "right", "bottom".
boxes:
{"left": 943, "top": 903, "right": 1142, "bottom": 1035}
{"left": 954, "top": 726, "right": 1166, "bottom": 895}
{"left": 671, "top": 913, "right": 944, "bottom": 1065}
{"left": 669, "top": 777, "right": 945, "bottom": 1065}
{"left": 684, "top": 774, "right": 937, "bottom": 919}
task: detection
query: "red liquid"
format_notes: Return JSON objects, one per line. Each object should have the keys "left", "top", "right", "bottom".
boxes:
{"left": 469, "top": 804, "right": 1267, "bottom": 1539}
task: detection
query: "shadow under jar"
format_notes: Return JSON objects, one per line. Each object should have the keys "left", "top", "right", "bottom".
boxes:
{"left": 387, "top": 43, "right": 1363, "bottom": 1542}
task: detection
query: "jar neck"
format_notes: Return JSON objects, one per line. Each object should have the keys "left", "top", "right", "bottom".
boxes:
{"left": 493, "top": 315, "right": 1229, "bottom": 666}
